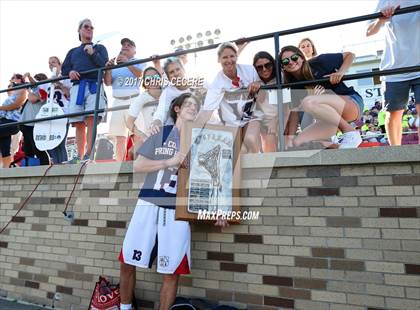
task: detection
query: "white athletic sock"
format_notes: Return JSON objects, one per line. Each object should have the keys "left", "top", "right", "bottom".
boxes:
{"left": 120, "top": 304, "right": 132, "bottom": 310}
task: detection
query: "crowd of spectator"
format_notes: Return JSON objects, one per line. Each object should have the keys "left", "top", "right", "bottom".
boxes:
{"left": 352, "top": 98, "right": 418, "bottom": 144}
{"left": 0, "top": 3, "right": 419, "bottom": 168}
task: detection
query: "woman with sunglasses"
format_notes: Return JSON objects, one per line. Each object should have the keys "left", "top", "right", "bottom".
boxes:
{"left": 0, "top": 75, "right": 28, "bottom": 168}
{"left": 149, "top": 58, "right": 205, "bottom": 135}
{"left": 126, "top": 67, "right": 162, "bottom": 154}
{"left": 253, "top": 51, "right": 279, "bottom": 152}
{"left": 196, "top": 42, "right": 263, "bottom": 153}
{"left": 279, "top": 45, "right": 363, "bottom": 148}
{"left": 298, "top": 38, "right": 318, "bottom": 60}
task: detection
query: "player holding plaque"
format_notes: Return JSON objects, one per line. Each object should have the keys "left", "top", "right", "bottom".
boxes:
{"left": 118, "top": 93, "right": 227, "bottom": 310}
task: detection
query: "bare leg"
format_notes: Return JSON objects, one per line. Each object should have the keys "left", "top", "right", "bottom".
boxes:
{"left": 85, "top": 117, "right": 95, "bottom": 155}
{"left": 115, "top": 136, "right": 128, "bottom": 161}
{"left": 120, "top": 262, "right": 136, "bottom": 305}
{"left": 132, "top": 135, "right": 145, "bottom": 159}
{"left": 293, "top": 121, "right": 338, "bottom": 147}
{"left": 243, "top": 121, "right": 262, "bottom": 153}
{"left": 300, "top": 94, "right": 359, "bottom": 133}
{"left": 74, "top": 122, "right": 86, "bottom": 157}
{"left": 159, "top": 274, "right": 179, "bottom": 310}
{"left": 284, "top": 110, "right": 300, "bottom": 148}
{"left": 385, "top": 110, "right": 404, "bottom": 146}
{"left": 261, "top": 133, "right": 277, "bottom": 152}
{"left": 2, "top": 156, "right": 12, "bottom": 168}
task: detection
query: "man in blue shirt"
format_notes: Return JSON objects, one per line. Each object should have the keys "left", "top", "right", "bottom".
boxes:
{"left": 61, "top": 18, "right": 108, "bottom": 161}
{"left": 104, "top": 38, "right": 145, "bottom": 161}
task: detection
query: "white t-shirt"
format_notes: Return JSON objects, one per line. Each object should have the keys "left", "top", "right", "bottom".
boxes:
{"left": 153, "top": 85, "right": 191, "bottom": 125}
{"left": 128, "top": 91, "right": 159, "bottom": 134}
{"left": 48, "top": 76, "right": 71, "bottom": 115}
{"left": 202, "top": 64, "right": 263, "bottom": 127}
{"left": 374, "top": 0, "right": 420, "bottom": 82}
{"left": 52, "top": 79, "right": 71, "bottom": 115}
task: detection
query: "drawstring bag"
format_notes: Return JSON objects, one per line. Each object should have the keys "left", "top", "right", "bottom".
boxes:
{"left": 170, "top": 297, "right": 198, "bottom": 310}
{"left": 170, "top": 297, "right": 239, "bottom": 310}
{"left": 88, "top": 276, "right": 120, "bottom": 310}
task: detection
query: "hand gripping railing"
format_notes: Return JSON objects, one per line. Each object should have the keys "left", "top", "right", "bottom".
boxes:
{"left": 1, "top": 4, "right": 419, "bottom": 156}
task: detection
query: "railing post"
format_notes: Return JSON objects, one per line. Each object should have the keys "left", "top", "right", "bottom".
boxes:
{"left": 274, "top": 33, "right": 285, "bottom": 152}
{"left": 89, "top": 69, "right": 104, "bottom": 160}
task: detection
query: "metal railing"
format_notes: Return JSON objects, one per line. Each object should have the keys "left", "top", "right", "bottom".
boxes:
{"left": 1, "top": 4, "right": 419, "bottom": 157}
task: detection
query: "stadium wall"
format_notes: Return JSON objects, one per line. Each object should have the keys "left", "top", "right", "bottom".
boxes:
{"left": 0, "top": 145, "right": 419, "bottom": 309}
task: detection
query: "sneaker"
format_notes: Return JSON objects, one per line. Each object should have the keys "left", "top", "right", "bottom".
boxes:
{"left": 66, "top": 156, "right": 80, "bottom": 164}
{"left": 331, "top": 135, "right": 342, "bottom": 144}
{"left": 82, "top": 153, "right": 91, "bottom": 161}
{"left": 339, "top": 131, "right": 362, "bottom": 149}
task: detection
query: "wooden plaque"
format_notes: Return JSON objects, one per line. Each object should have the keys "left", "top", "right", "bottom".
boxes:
{"left": 175, "top": 122, "right": 241, "bottom": 223}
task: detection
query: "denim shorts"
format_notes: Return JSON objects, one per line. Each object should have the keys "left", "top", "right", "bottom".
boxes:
{"left": 348, "top": 93, "right": 364, "bottom": 120}
{"left": 383, "top": 77, "right": 420, "bottom": 112}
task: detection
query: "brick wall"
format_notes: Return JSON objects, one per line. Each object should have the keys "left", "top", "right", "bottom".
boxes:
{"left": 0, "top": 146, "right": 419, "bottom": 309}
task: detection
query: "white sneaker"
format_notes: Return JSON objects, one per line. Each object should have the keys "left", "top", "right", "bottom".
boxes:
{"left": 339, "top": 131, "right": 362, "bottom": 149}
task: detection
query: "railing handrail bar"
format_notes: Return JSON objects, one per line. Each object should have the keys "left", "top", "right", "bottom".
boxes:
{"left": 263, "top": 65, "right": 420, "bottom": 89}
{"left": 0, "top": 104, "right": 137, "bottom": 128}
{"left": 1, "top": 63, "right": 419, "bottom": 129}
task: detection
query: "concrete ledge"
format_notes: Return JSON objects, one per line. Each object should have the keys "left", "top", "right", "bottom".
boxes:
{"left": 1, "top": 145, "right": 419, "bottom": 178}
{"left": 0, "top": 161, "right": 134, "bottom": 178}
{"left": 242, "top": 145, "right": 420, "bottom": 168}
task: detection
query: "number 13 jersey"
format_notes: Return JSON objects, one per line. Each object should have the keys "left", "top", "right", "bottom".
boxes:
{"left": 136, "top": 125, "right": 180, "bottom": 209}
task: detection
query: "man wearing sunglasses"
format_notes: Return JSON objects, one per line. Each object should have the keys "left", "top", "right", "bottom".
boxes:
{"left": 61, "top": 18, "right": 109, "bottom": 162}
{"left": 104, "top": 38, "right": 145, "bottom": 161}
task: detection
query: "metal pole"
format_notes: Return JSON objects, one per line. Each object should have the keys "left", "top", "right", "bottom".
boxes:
{"left": 89, "top": 69, "right": 104, "bottom": 160}
{"left": 274, "top": 34, "right": 285, "bottom": 152}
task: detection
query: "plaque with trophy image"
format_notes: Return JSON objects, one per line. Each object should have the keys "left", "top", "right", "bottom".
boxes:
{"left": 176, "top": 122, "right": 241, "bottom": 222}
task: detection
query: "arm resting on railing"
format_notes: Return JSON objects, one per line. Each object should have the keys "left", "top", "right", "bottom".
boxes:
{"left": 366, "top": 18, "right": 386, "bottom": 36}
{"left": 0, "top": 90, "right": 27, "bottom": 111}
{"left": 366, "top": 5, "right": 400, "bottom": 36}
{"left": 326, "top": 52, "right": 355, "bottom": 85}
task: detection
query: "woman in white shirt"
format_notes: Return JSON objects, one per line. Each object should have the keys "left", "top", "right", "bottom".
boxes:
{"left": 196, "top": 42, "right": 262, "bottom": 153}
{"left": 126, "top": 67, "right": 162, "bottom": 151}
{"left": 150, "top": 58, "right": 192, "bottom": 133}
{"left": 253, "top": 51, "right": 279, "bottom": 152}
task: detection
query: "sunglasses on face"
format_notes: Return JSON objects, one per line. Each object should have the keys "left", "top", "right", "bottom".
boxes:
{"left": 144, "top": 74, "right": 161, "bottom": 79}
{"left": 255, "top": 62, "right": 273, "bottom": 71}
{"left": 83, "top": 24, "right": 94, "bottom": 30}
{"left": 281, "top": 53, "right": 300, "bottom": 66}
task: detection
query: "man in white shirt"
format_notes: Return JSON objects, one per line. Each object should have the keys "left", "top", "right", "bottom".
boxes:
{"left": 104, "top": 38, "right": 145, "bottom": 161}
{"left": 366, "top": 0, "right": 420, "bottom": 145}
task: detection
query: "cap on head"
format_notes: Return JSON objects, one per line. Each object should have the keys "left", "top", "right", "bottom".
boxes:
{"left": 121, "top": 38, "right": 136, "bottom": 47}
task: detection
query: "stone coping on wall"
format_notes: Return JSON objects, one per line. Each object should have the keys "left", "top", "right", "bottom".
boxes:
{"left": 1, "top": 145, "right": 419, "bottom": 179}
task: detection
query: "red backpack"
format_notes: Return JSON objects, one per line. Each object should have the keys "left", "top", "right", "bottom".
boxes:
{"left": 88, "top": 276, "right": 120, "bottom": 310}
{"left": 88, "top": 276, "right": 138, "bottom": 310}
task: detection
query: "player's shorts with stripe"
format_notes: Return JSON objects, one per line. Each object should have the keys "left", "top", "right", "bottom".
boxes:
{"left": 119, "top": 199, "right": 191, "bottom": 274}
